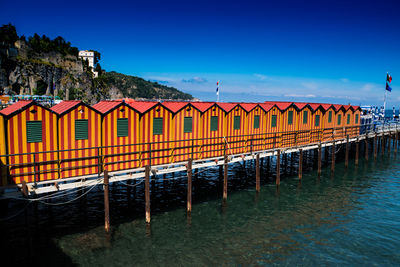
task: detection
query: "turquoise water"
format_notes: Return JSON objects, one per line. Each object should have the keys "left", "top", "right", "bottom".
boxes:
{"left": 1, "top": 147, "right": 400, "bottom": 266}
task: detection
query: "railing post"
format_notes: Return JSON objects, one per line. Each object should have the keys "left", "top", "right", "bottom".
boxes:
{"left": 256, "top": 153, "right": 260, "bottom": 192}
{"left": 187, "top": 159, "right": 192, "bottom": 213}
{"left": 104, "top": 170, "right": 110, "bottom": 233}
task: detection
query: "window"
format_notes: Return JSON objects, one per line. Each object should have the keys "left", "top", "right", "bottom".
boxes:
{"left": 27, "top": 121, "right": 42, "bottom": 143}
{"left": 254, "top": 115, "right": 260, "bottom": 129}
{"left": 303, "top": 111, "right": 308, "bottom": 124}
{"left": 355, "top": 114, "right": 359, "bottom": 124}
{"left": 184, "top": 117, "right": 192, "bottom": 133}
{"left": 153, "top": 118, "right": 163, "bottom": 135}
{"left": 288, "top": 110, "right": 293, "bottom": 125}
{"left": 328, "top": 111, "right": 332, "bottom": 123}
{"left": 271, "top": 115, "right": 277, "bottom": 128}
{"left": 315, "top": 115, "right": 320, "bottom": 127}
{"left": 347, "top": 114, "right": 351, "bottom": 124}
{"left": 234, "top": 116, "right": 240, "bottom": 130}
{"left": 117, "top": 118, "right": 128, "bottom": 137}
{"left": 75, "top": 119, "right": 88, "bottom": 140}
{"left": 210, "top": 116, "right": 218, "bottom": 131}
{"left": 337, "top": 114, "right": 342, "bottom": 125}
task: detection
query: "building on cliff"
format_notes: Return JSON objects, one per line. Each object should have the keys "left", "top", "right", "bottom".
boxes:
{"left": 78, "top": 50, "right": 98, "bottom": 78}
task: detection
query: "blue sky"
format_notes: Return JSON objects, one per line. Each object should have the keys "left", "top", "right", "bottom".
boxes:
{"left": 1, "top": 0, "right": 400, "bottom": 106}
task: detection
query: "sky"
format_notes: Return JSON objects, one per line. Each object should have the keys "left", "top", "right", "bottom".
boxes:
{"left": 1, "top": 0, "right": 400, "bottom": 107}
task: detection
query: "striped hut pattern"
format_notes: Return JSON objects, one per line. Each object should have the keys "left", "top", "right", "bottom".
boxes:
{"left": 296, "top": 104, "right": 312, "bottom": 145}
{"left": 200, "top": 104, "right": 226, "bottom": 159}
{"left": 280, "top": 105, "right": 299, "bottom": 147}
{"left": 334, "top": 105, "right": 345, "bottom": 139}
{"left": 322, "top": 105, "right": 335, "bottom": 141}
{"left": 309, "top": 105, "right": 325, "bottom": 143}
{"left": 263, "top": 105, "right": 281, "bottom": 149}
{"left": 245, "top": 104, "right": 267, "bottom": 151}
{"left": 224, "top": 104, "right": 248, "bottom": 155}
{"left": 0, "top": 114, "right": 6, "bottom": 186}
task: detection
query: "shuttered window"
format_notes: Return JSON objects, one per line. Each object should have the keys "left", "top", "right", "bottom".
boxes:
{"left": 75, "top": 119, "right": 88, "bottom": 140}
{"left": 347, "top": 114, "right": 351, "bottom": 124}
{"left": 337, "top": 114, "right": 342, "bottom": 125}
{"left": 288, "top": 111, "right": 293, "bottom": 125}
{"left": 315, "top": 115, "right": 320, "bottom": 127}
{"left": 271, "top": 115, "right": 277, "bottom": 128}
{"left": 210, "top": 116, "right": 218, "bottom": 131}
{"left": 117, "top": 118, "right": 128, "bottom": 137}
{"left": 27, "top": 121, "right": 42, "bottom": 143}
{"left": 328, "top": 111, "right": 332, "bottom": 123}
{"left": 303, "top": 111, "right": 308, "bottom": 124}
{"left": 153, "top": 118, "right": 163, "bottom": 135}
{"left": 254, "top": 115, "right": 260, "bottom": 129}
{"left": 184, "top": 117, "right": 192, "bottom": 133}
{"left": 234, "top": 116, "right": 240, "bottom": 130}
{"left": 355, "top": 114, "right": 359, "bottom": 124}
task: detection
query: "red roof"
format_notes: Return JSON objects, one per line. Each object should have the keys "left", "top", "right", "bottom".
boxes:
{"left": 50, "top": 100, "right": 81, "bottom": 114}
{"left": 320, "top": 104, "right": 332, "bottom": 110}
{"left": 333, "top": 104, "right": 343, "bottom": 111}
{"left": 129, "top": 101, "right": 158, "bottom": 113}
{"left": 294, "top": 102, "right": 308, "bottom": 110}
{"left": 308, "top": 103, "right": 321, "bottom": 111}
{"left": 0, "top": 100, "right": 34, "bottom": 116}
{"left": 259, "top": 103, "right": 274, "bottom": 112}
{"left": 343, "top": 104, "right": 353, "bottom": 111}
{"left": 239, "top": 103, "right": 258, "bottom": 112}
{"left": 161, "top": 101, "right": 189, "bottom": 113}
{"left": 272, "top": 102, "right": 292, "bottom": 111}
{"left": 217, "top": 103, "right": 237, "bottom": 113}
{"left": 191, "top": 102, "right": 215, "bottom": 113}
{"left": 92, "top": 100, "right": 122, "bottom": 114}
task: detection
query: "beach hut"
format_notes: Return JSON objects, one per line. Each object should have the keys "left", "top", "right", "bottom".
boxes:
{"left": 321, "top": 104, "right": 335, "bottom": 141}
{"left": 259, "top": 103, "right": 280, "bottom": 149}
{"left": 220, "top": 103, "right": 247, "bottom": 155}
{"left": 241, "top": 103, "right": 264, "bottom": 152}
{"left": 343, "top": 105, "right": 356, "bottom": 137}
{"left": 294, "top": 103, "right": 311, "bottom": 145}
{"left": 333, "top": 104, "right": 346, "bottom": 139}
{"left": 308, "top": 103, "right": 325, "bottom": 143}
{"left": 51, "top": 101, "right": 102, "bottom": 178}
{"left": 269, "top": 102, "right": 297, "bottom": 147}
{"left": 0, "top": 100, "right": 58, "bottom": 184}
{"left": 93, "top": 100, "right": 141, "bottom": 172}
{"left": 352, "top": 106, "right": 361, "bottom": 136}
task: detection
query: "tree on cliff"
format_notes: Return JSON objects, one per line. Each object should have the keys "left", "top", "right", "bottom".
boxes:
{"left": 0, "top": 24, "right": 18, "bottom": 45}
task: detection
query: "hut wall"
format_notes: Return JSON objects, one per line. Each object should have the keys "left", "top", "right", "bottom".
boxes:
{"left": 0, "top": 115, "right": 6, "bottom": 186}
{"left": 334, "top": 109, "right": 345, "bottom": 139}
{"left": 322, "top": 108, "right": 335, "bottom": 141}
{"left": 352, "top": 109, "right": 361, "bottom": 137}
{"left": 264, "top": 106, "right": 281, "bottom": 149}
{"left": 310, "top": 108, "right": 324, "bottom": 143}
{"left": 7, "top": 105, "right": 57, "bottom": 184}
{"left": 297, "top": 106, "right": 313, "bottom": 145}
{"left": 280, "top": 106, "right": 299, "bottom": 147}
{"left": 200, "top": 105, "right": 226, "bottom": 159}
{"left": 58, "top": 105, "right": 101, "bottom": 178}
{"left": 225, "top": 106, "right": 248, "bottom": 155}
{"left": 246, "top": 106, "right": 267, "bottom": 151}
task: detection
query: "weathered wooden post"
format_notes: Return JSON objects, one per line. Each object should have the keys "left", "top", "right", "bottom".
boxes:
{"left": 276, "top": 150, "right": 281, "bottom": 185}
{"left": 395, "top": 132, "right": 398, "bottom": 153}
{"left": 298, "top": 149, "right": 303, "bottom": 180}
{"left": 355, "top": 137, "right": 359, "bottom": 165}
{"left": 365, "top": 137, "right": 369, "bottom": 161}
{"left": 256, "top": 153, "right": 260, "bottom": 192}
{"left": 381, "top": 135, "right": 385, "bottom": 155}
{"left": 223, "top": 155, "right": 228, "bottom": 201}
{"left": 331, "top": 142, "right": 335, "bottom": 173}
{"left": 388, "top": 134, "right": 391, "bottom": 153}
{"left": 187, "top": 159, "right": 192, "bottom": 213}
{"left": 318, "top": 143, "right": 322, "bottom": 176}
{"left": 374, "top": 134, "right": 378, "bottom": 159}
{"left": 104, "top": 170, "right": 110, "bottom": 233}
{"left": 345, "top": 135, "right": 349, "bottom": 168}
{"left": 145, "top": 165, "right": 151, "bottom": 224}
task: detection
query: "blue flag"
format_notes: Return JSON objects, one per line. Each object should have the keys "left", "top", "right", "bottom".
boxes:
{"left": 386, "top": 82, "right": 392, "bottom": 92}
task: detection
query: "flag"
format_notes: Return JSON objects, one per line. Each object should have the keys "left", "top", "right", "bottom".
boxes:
{"left": 387, "top": 73, "right": 392, "bottom": 83}
{"left": 216, "top": 80, "right": 219, "bottom": 95}
{"left": 386, "top": 82, "right": 392, "bottom": 92}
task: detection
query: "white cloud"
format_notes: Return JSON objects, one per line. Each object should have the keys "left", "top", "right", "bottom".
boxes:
{"left": 253, "top": 73, "right": 269, "bottom": 80}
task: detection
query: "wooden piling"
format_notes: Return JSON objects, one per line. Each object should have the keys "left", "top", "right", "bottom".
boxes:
{"left": 223, "top": 154, "right": 228, "bottom": 201}
{"left": 374, "top": 134, "right": 377, "bottom": 159}
{"left": 388, "top": 135, "right": 391, "bottom": 153}
{"left": 355, "top": 138, "right": 359, "bottom": 165}
{"left": 145, "top": 165, "right": 151, "bottom": 224}
{"left": 331, "top": 142, "right": 335, "bottom": 173}
{"left": 381, "top": 135, "right": 385, "bottom": 155}
{"left": 256, "top": 153, "right": 260, "bottom": 192}
{"left": 395, "top": 132, "right": 398, "bottom": 153}
{"left": 318, "top": 144, "right": 322, "bottom": 176}
{"left": 345, "top": 135, "right": 349, "bottom": 168}
{"left": 21, "top": 180, "right": 28, "bottom": 197}
{"left": 298, "top": 149, "right": 303, "bottom": 180}
{"left": 104, "top": 170, "right": 110, "bottom": 233}
{"left": 365, "top": 137, "right": 369, "bottom": 161}
{"left": 276, "top": 150, "right": 281, "bottom": 185}
{"left": 187, "top": 159, "right": 192, "bottom": 213}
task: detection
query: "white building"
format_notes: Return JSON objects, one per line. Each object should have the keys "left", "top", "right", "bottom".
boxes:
{"left": 78, "top": 50, "right": 98, "bottom": 77}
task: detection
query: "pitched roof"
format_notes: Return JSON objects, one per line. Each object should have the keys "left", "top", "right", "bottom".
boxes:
{"left": 294, "top": 102, "right": 308, "bottom": 110}
{"left": 239, "top": 103, "right": 258, "bottom": 112}
{"left": 259, "top": 103, "right": 274, "bottom": 112}
{"left": 333, "top": 104, "right": 343, "bottom": 111}
{"left": 161, "top": 101, "right": 189, "bottom": 113}
{"left": 217, "top": 103, "right": 237, "bottom": 113}
{"left": 191, "top": 102, "right": 215, "bottom": 113}
{"left": 272, "top": 102, "right": 292, "bottom": 111}
{"left": 308, "top": 103, "right": 321, "bottom": 111}
{"left": 128, "top": 101, "right": 158, "bottom": 113}
{"left": 320, "top": 103, "right": 333, "bottom": 111}
{"left": 50, "top": 100, "right": 81, "bottom": 115}
{"left": 343, "top": 104, "right": 353, "bottom": 111}
{"left": 92, "top": 100, "right": 122, "bottom": 114}
{"left": 0, "top": 100, "right": 34, "bottom": 117}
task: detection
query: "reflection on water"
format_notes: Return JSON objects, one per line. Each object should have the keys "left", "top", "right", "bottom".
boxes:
{"left": 1, "top": 148, "right": 400, "bottom": 266}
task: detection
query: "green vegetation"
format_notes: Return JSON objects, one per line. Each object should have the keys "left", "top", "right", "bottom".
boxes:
{"left": 0, "top": 23, "right": 18, "bottom": 44}
{"left": 28, "top": 34, "right": 79, "bottom": 56}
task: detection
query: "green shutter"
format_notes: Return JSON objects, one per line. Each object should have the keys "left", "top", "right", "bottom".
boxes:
{"left": 288, "top": 110, "right": 293, "bottom": 125}
{"left": 234, "top": 116, "right": 240, "bottom": 130}
{"left": 347, "top": 114, "right": 351, "bottom": 124}
{"left": 75, "top": 119, "right": 88, "bottom": 140}
{"left": 328, "top": 111, "right": 332, "bottom": 123}
{"left": 210, "top": 116, "right": 218, "bottom": 131}
{"left": 355, "top": 114, "right": 359, "bottom": 124}
{"left": 153, "top": 117, "right": 163, "bottom": 135}
{"left": 337, "top": 114, "right": 342, "bottom": 125}
{"left": 315, "top": 115, "right": 320, "bottom": 127}
{"left": 254, "top": 115, "right": 260, "bottom": 129}
{"left": 184, "top": 117, "right": 192, "bottom": 133}
{"left": 117, "top": 118, "right": 129, "bottom": 137}
{"left": 271, "top": 115, "right": 277, "bottom": 128}
{"left": 26, "top": 121, "right": 42, "bottom": 143}
{"left": 303, "top": 111, "right": 308, "bottom": 124}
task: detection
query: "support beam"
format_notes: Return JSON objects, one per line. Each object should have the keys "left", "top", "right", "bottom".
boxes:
{"left": 318, "top": 143, "right": 322, "bottom": 176}
{"left": 104, "top": 170, "right": 110, "bottom": 233}
{"left": 355, "top": 138, "right": 359, "bottom": 165}
{"left": 381, "top": 136, "right": 385, "bottom": 156}
{"left": 331, "top": 142, "right": 335, "bottom": 173}
{"left": 365, "top": 137, "right": 369, "bottom": 161}
{"left": 256, "top": 153, "right": 260, "bottom": 192}
{"left": 345, "top": 135, "right": 349, "bottom": 168}
{"left": 276, "top": 150, "right": 281, "bottom": 185}
{"left": 298, "top": 149, "right": 303, "bottom": 180}
{"left": 223, "top": 154, "right": 228, "bottom": 201}
{"left": 388, "top": 134, "right": 391, "bottom": 153}
{"left": 395, "top": 132, "right": 398, "bottom": 154}
{"left": 187, "top": 159, "right": 192, "bottom": 213}
{"left": 374, "top": 134, "right": 378, "bottom": 159}
{"left": 145, "top": 165, "right": 151, "bottom": 224}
